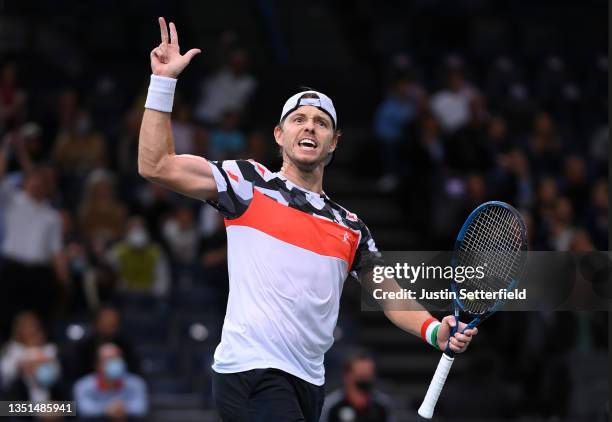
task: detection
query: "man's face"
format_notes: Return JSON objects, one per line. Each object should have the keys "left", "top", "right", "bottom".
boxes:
{"left": 274, "top": 106, "right": 337, "bottom": 171}
{"left": 96, "top": 309, "right": 120, "bottom": 338}
{"left": 345, "top": 358, "right": 376, "bottom": 394}
{"left": 24, "top": 173, "right": 46, "bottom": 201}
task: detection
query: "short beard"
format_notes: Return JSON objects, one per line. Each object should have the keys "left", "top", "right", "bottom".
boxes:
{"left": 282, "top": 149, "right": 324, "bottom": 173}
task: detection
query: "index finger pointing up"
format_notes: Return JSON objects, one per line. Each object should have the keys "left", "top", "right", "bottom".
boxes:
{"left": 169, "top": 22, "right": 179, "bottom": 46}
{"left": 158, "top": 17, "right": 169, "bottom": 44}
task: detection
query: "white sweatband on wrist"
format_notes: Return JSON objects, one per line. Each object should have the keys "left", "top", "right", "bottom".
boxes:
{"left": 144, "top": 74, "right": 177, "bottom": 113}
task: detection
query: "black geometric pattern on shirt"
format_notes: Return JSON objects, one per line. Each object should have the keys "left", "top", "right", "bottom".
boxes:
{"left": 217, "top": 160, "right": 383, "bottom": 275}
{"left": 205, "top": 161, "right": 250, "bottom": 218}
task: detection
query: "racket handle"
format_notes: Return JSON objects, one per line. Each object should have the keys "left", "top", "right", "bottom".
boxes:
{"left": 417, "top": 353, "right": 455, "bottom": 419}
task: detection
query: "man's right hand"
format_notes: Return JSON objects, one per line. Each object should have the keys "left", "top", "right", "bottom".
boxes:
{"left": 150, "top": 17, "right": 201, "bottom": 79}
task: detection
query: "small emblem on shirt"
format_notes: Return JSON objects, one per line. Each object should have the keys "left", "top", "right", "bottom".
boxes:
{"left": 346, "top": 212, "right": 358, "bottom": 222}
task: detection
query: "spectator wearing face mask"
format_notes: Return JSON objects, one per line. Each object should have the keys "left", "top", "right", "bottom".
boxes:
{"left": 1, "top": 312, "right": 68, "bottom": 406}
{"left": 4, "top": 348, "right": 67, "bottom": 406}
{"left": 106, "top": 216, "right": 170, "bottom": 298}
{"left": 73, "top": 343, "right": 148, "bottom": 421}
{"left": 320, "top": 350, "right": 395, "bottom": 422}
{"left": 1, "top": 312, "right": 53, "bottom": 389}
{"left": 0, "top": 133, "right": 67, "bottom": 334}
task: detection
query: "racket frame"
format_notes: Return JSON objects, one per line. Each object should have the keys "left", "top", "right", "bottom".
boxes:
{"left": 417, "top": 201, "right": 527, "bottom": 419}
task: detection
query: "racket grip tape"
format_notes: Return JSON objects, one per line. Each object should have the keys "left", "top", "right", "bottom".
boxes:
{"left": 417, "top": 353, "right": 455, "bottom": 419}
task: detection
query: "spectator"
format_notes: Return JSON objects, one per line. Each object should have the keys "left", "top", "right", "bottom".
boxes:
{"left": 525, "top": 111, "right": 563, "bottom": 178}
{"left": 208, "top": 110, "right": 246, "bottom": 160}
{"left": 73, "top": 343, "right": 148, "bottom": 421}
{"left": 3, "top": 347, "right": 69, "bottom": 414}
{"left": 106, "top": 217, "right": 170, "bottom": 298}
{"left": 0, "top": 127, "right": 34, "bottom": 242}
{"left": 194, "top": 48, "right": 257, "bottom": 126}
{"left": 546, "top": 197, "right": 576, "bottom": 251}
{"left": 0, "top": 134, "right": 67, "bottom": 330}
{"left": 2, "top": 122, "right": 46, "bottom": 174}
{"left": 162, "top": 205, "right": 199, "bottom": 286}
{"left": 430, "top": 59, "right": 479, "bottom": 134}
{"left": 373, "top": 75, "right": 424, "bottom": 191}
{"left": 320, "top": 350, "right": 395, "bottom": 422}
{"left": 72, "top": 306, "right": 140, "bottom": 380}
{"left": 78, "top": 169, "right": 127, "bottom": 244}
{"left": 0, "top": 312, "right": 61, "bottom": 393}
{"left": 52, "top": 109, "right": 108, "bottom": 179}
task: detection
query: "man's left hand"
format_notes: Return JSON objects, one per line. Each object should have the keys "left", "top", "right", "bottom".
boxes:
{"left": 435, "top": 315, "right": 478, "bottom": 353}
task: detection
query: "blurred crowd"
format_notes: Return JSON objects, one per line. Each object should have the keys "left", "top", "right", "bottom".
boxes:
{"left": 0, "top": 1, "right": 608, "bottom": 420}
{"left": 0, "top": 38, "right": 263, "bottom": 418}
{"left": 371, "top": 53, "right": 608, "bottom": 251}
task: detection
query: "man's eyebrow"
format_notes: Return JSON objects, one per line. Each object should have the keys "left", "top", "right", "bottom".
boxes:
{"left": 314, "top": 115, "right": 331, "bottom": 124}
{"left": 291, "top": 111, "right": 332, "bottom": 125}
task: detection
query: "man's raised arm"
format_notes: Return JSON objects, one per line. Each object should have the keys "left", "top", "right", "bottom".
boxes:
{"left": 138, "top": 17, "right": 217, "bottom": 201}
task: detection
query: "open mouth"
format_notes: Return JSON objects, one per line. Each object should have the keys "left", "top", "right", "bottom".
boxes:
{"left": 298, "top": 138, "right": 318, "bottom": 151}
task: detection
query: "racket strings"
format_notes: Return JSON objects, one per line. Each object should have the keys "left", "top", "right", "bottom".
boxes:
{"left": 457, "top": 206, "right": 526, "bottom": 314}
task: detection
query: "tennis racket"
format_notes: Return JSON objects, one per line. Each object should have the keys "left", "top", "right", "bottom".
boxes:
{"left": 417, "top": 201, "right": 528, "bottom": 419}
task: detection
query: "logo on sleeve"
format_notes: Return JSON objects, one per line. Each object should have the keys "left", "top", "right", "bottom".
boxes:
{"left": 346, "top": 212, "right": 358, "bottom": 222}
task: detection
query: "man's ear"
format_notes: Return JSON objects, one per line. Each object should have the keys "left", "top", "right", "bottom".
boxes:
{"left": 329, "top": 131, "right": 341, "bottom": 152}
{"left": 273, "top": 125, "right": 283, "bottom": 147}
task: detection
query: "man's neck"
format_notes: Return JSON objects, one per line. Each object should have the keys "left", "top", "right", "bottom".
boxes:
{"left": 280, "top": 162, "right": 324, "bottom": 194}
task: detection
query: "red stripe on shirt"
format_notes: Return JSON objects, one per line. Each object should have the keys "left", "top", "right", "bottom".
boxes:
{"left": 225, "top": 190, "right": 359, "bottom": 268}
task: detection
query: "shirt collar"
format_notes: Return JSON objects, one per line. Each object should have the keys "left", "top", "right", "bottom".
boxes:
{"left": 275, "top": 172, "right": 329, "bottom": 199}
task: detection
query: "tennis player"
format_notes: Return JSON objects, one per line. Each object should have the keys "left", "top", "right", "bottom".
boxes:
{"left": 138, "top": 18, "right": 477, "bottom": 421}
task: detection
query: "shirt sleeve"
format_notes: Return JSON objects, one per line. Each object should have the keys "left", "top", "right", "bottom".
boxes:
{"left": 48, "top": 212, "right": 63, "bottom": 256}
{"left": 205, "top": 159, "right": 257, "bottom": 219}
{"left": 350, "top": 221, "right": 384, "bottom": 282}
{"left": 73, "top": 377, "right": 105, "bottom": 416}
{"left": 124, "top": 376, "right": 148, "bottom": 416}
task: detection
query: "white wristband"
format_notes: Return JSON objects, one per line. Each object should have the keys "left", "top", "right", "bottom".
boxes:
{"left": 144, "top": 74, "right": 177, "bottom": 113}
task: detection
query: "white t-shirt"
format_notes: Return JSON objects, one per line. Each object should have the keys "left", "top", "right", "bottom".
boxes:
{"left": 0, "top": 182, "right": 62, "bottom": 265}
{"left": 206, "top": 160, "right": 382, "bottom": 386}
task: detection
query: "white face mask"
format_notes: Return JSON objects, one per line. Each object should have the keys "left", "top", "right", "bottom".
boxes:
{"left": 127, "top": 228, "right": 149, "bottom": 248}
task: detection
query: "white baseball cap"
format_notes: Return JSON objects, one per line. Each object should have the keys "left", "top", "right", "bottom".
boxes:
{"left": 280, "top": 90, "right": 337, "bottom": 128}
